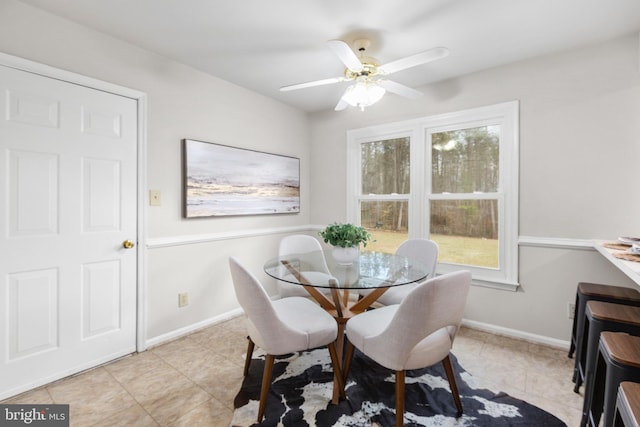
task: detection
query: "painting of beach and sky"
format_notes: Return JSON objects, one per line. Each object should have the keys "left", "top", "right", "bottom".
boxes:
{"left": 183, "top": 139, "right": 300, "bottom": 217}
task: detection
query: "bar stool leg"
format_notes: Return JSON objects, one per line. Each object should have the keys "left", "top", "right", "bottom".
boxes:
{"left": 569, "top": 292, "right": 579, "bottom": 359}
{"left": 613, "top": 394, "right": 624, "bottom": 427}
{"left": 580, "top": 314, "right": 606, "bottom": 398}
{"left": 574, "top": 292, "right": 591, "bottom": 389}
{"left": 575, "top": 300, "right": 597, "bottom": 393}
{"left": 581, "top": 341, "right": 606, "bottom": 427}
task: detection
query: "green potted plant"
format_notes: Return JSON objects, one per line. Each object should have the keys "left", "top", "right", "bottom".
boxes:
{"left": 319, "top": 222, "right": 371, "bottom": 248}
{"left": 319, "top": 223, "right": 371, "bottom": 264}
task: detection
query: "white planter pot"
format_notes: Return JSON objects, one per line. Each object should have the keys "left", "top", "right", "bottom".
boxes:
{"left": 332, "top": 246, "right": 359, "bottom": 265}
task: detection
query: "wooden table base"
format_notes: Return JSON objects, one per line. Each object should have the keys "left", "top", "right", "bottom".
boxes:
{"left": 281, "top": 260, "right": 393, "bottom": 404}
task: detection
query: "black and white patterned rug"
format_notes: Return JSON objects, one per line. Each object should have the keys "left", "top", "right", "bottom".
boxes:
{"left": 231, "top": 348, "right": 566, "bottom": 427}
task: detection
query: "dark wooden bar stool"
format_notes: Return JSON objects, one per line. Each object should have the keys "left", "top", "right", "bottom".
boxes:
{"left": 614, "top": 382, "right": 640, "bottom": 427}
{"left": 576, "top": 302, "right": 640, "bottom": 394}
{"left": 571, "top": 283, "right": 640, "bottom": 387}
{"left": 581, "top": 332, "right": 640, "bottom": 427}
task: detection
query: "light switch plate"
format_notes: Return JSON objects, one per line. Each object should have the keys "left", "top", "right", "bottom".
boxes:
{"left": 149, "top": 190, "right": 161, "bottom": 206}
{"left": 178, "top": 292, "right": 188, "bottom": 307}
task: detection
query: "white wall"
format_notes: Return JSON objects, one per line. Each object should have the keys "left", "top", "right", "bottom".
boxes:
{"left": 0, "top": 0, "right": 312, "bottom": 341}
{"left": 2, "top": 0, "right": 639, "bottom": 346}
{"left": 308, "top": 35, "right": 640, "bottom": 343}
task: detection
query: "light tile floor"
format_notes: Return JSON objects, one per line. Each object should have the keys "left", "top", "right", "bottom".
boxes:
{"left": 2, "top": 316, "right": 583, "bottom": 426}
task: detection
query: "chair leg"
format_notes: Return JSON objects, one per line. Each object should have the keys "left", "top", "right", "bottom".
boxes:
{"left": 257, "top": 354, "right": 275, "bottom": 422}
{"left": 327, "top": 341, "right": 346, "bottom": 400}
{"left": 442, "top": 354, "right": 463, "bottom": 417}
{"left": 243, "top": 337, "right": 255, "bottom": 377}
{"left": 396, "top": 370, "right": 405, "bottom": 427}
{"left": 342, "top": 340, "right": 356, "bottom": 385}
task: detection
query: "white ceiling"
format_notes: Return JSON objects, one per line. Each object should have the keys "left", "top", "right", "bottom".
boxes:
{"left": 17, "top": 0, "right": 640, "bottom": 113}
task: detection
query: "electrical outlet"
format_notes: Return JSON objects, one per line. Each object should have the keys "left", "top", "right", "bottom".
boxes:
{"left": 178, "top": 292, "right": 188, "bottom": 307}
{"left": 568, "top": 302, "right": 575, "bottom": 319}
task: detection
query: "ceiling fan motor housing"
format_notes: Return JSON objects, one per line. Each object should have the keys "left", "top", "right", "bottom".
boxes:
{"left": 344, "top": 62, "right": 378, "bottom": 80}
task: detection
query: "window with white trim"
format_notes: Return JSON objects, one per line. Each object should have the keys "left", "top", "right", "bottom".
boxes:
{"left": 347, "top": 101, "right": 519, "bottom": 289}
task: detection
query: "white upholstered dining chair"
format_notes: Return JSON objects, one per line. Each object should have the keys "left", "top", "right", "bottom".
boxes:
{"left": 277, "top": 234, "right": 335, "bottom": 298}
{"left": 360, "top": 238, "right": 439, "bottom": 305}
{"left": 228, "top": 256, "right": 345, "bottom": 422}
{"left": 343, "top": 270, "right": 471, "bottom": 427}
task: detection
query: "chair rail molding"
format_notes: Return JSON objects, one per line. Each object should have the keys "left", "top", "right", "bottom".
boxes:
{"left": 518, "top": 236, "right": 595, "bottom": 250}
{"left": 146, "top": 225, "right": 315, "bottom": 249}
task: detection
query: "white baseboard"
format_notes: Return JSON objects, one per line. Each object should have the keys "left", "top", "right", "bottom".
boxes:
{"left": 146, "top": 310, "right": 570, "bottom": 353}
{"left": 461, "top": 318, "right": 570, "bottom": 350}
{"left": 145, "top": 308, "right": 244, "bottom": 349}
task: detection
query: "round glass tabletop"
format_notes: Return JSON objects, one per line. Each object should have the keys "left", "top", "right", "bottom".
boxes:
{"left": 264, "top": 249, "right": 428, "bottom": 290}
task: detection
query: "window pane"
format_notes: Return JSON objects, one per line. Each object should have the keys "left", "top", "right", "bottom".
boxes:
{"left": 361, "top": 138, "right": 410, "bottom": 194}
{"left": 361, "top": 200, "right": 408, "bottom": 253}
{"left": 431, "top": 126, "right": 499, "bottom": 193}
{"left": 430, "top": 199, "right": 498, "bottom": 268}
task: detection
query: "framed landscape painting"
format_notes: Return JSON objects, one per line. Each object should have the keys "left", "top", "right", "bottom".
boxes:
{"left": 183, "top": 139, "right": 300, "bottom": 218}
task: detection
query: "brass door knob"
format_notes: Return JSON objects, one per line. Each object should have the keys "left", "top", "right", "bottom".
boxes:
{"left": 122, "top": 240, "right": 135, "bottom": 249}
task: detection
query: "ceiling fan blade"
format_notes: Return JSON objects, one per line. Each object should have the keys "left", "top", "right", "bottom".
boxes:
{"left": 378, "top": 47, "right": 449, "bottom": 75}
{"left": 280, "top": 77, "right": 344, "bottom": 92}
{"left": 327, "top": 39, "right": 364, "bottom": 72}
{"left": 334, "top": 97, "right": 349, "bottom": 111}
{"left": 334, "top": 86, "right": 352, "bottom": 111}
{"left": 377, "top": 79, "right": 423, "bottom": 99}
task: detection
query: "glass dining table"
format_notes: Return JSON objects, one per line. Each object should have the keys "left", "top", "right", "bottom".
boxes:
{"left": 264, "top": 249, "right": 429, "bottom": 320}
{"left": 264, "top": 249, "right": 428, "bottom": 402}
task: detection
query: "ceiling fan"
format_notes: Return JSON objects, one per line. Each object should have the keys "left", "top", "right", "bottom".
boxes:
{"left": 280, "top": 39, "right": 449, "bottom": 111}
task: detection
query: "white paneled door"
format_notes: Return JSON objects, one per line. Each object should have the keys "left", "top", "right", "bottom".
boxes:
{"left": 0, "top": 65, "right": 138, "bottom": 399}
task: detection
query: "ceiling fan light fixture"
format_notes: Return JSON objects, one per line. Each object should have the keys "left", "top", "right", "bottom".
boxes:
{"left": 341, "top": 79, "right": 386, "bottom": 111}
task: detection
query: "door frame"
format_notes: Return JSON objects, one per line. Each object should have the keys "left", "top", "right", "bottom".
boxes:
{"left": 0, "top": 52, "right": 149, "bottom": 352}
